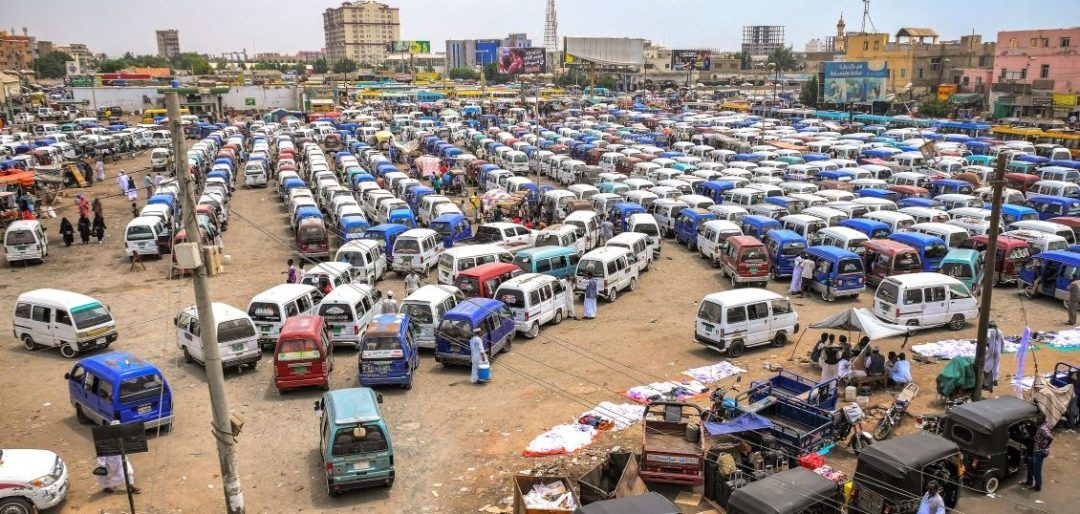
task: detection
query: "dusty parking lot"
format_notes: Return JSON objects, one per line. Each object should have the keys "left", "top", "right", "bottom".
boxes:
{"left": 2, "top": 151, "right": 1078, "bottom": 514}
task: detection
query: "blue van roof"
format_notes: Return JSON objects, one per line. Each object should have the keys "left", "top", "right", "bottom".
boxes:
{"left": 807, "top": 245, "right": 860, "bottom": 260}
{"left": 366, "top": 223, "right": 408, "bottom": 235}
{"left": 340, "top": 217, "right": 370, "bottom": 229}
{"left": 679, "top": 208, "right": 715, "bottom": 219}
{"left": 1030, "top": 250, "right": 1080, "bottom": 266}
{"left": 433, "top": 213, "right": 467, "bottom": 224}
{"left": 518, "top": 245, "right": 576, "bottom": 259}
{"left": 1028, "top": 195, "right": 1077, "bottom": 205}
{"left": 742, "top": 215, "right": 781, "bottom": 226}
{"left": 325, "top": 387, "right": 382, "bottom": 425}
{"left": 367, "top": 313, "right": 410, "bottom": 337}
{"left": 890, "top": 231, "right": 945, "bottom": 245}
{"left": 79, "top": 352, "right": 159, "bottom": 379}
{"left": 840, "top": 218, "right": 889, "bottom": 230}
{"left": 443, "top": 298, "right": 504, "bottom": 324}
{"left": 765, "top": 229, "right": 805, "bottom": 244}
{"left": 1000, "top": 204, "right": 1037, "bottom": 214}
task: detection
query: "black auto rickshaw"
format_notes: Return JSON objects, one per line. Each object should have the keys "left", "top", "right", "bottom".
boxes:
{"left": 726, "top": 467, "right": 839, "bottom": 514}
{"left": 852, "top": 433, "right": 962, "bottom": 514}
{"left": 941, "top": 396, "right": 1040, "bottom": 494}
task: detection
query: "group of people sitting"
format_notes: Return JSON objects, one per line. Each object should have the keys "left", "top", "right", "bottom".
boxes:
{"left": 811, "top": 333, "right": 913, "bottom": 388}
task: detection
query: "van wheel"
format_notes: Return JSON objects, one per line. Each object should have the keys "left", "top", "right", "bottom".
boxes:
{"left": 527, "top": 322, "right": 540, "bottom": 339}
{"left": 981, "top": 474, "right": 1000, "bottom": 494}
{"left": 607, "top": 288, "right": 618, "bottom": 303}
{"left": 727, "top": 339, "right": 746, "bottom": 358}
{"left": 948, "top": 314, "right": 965, "bottom": 331}
{"left": 326, "top": 479, "right": 339, "bottom": 497}
{"left": 0, "top": 497, "right": 33, "bottom": 514}
{"left": 183, "top": 347, "right": 194, "bottom": 364}
{"left": 771, "top": 332, "right": 788, "bottom": 348}
{"left": 628, "top": 277, "right": 637, "bottom": 291}
{"left": 59, "top": 344, "right": 78, "bottom": 359}
{"left": 21, "top": 334, "right": 38, "bottom": 351}
{"left": 75, "top": 405, "right": 91, "bottom": 425}
{"left": 553, "top": 310, "right": 564, "bottom": 325}
{"left": 643, "top": 259, "right": 650, "bottom": 272}
{"left": 502, "top": 335, "right": 512, "bottom": 353}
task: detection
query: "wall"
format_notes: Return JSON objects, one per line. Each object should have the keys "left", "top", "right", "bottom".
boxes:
{"left": 219, "top": 86, "right": 297, "bottom": 110}
{"left": 72, "top": 85, "right": 298, "bottom": 112}
{"left": 995, "top": 28, "right": 1080, "bottom": 94}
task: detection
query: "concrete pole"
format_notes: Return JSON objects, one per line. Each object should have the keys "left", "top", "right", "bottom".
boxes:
{"left": 166, "top": 91, "right": 246, "bottom": 513}
{"left": 972, "top": 154, "right": 1009, "bottom": 400}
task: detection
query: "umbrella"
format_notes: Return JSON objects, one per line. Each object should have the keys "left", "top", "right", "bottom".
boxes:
{"left": 809, "top": 308, "right": 913, "bottom": 341}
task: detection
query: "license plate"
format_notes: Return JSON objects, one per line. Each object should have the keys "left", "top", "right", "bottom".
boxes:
{"left": 231, "top": 343, "right": 244, "bottom": 352}
{"left": 293, "top": 366, "right": 309, "bottom": 375}
{"left": 332, "top": 327, "right": 343, "bottom": 334}
{"left": 351, "top": 461, "right": 371, "bottom": 471}
{"left": 750, "top": 267, "right": 759, "bottom": 273}
{"left": 138, "top": 405, "right": 152, "bottom": 414}
{"left": 96, "top": 337, "right": 106, "bottom": 345}
{"left": 260, "top": 325, "right": 270, "bottom": 333}
{"left": 16, "top": 245, "right": 26, "bottom": 251}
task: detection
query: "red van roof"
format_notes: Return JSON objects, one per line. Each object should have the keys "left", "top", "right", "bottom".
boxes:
{"left": 458, "top": 262, "right": 520, "bottom": 279}
{"left": 279, "top": 315, "right": 324, "bottom": 339}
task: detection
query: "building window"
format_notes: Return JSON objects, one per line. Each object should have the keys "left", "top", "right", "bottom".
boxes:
{"left": 1041, "top": 38, "right": 1049, "bottom": 47}
{"left": 1031, "top": 38, "right": 1039, "bottom": 47}
{"left": 930, "top": 57, "right": 942, "bottom": 70}
{"left": 918, "top": 68, "right": 924, "bottom": 79}
{"left": 1009, "top": 38, "right": 1017, "bottom": 49}
{"left": 873, "top": 41, "right": 880, "bottom": 50}
{"left": 1000, "top": 68, "right": 1007, "bottom": 80}
{"left": 900, "top": 68, "right": 906, "bottom": 78}
{"left": 1063, "top": 37, "right": 1071, "bottom": 48}
{"left": 976, "top": 77, "right": 983, "bottom": 86}
{"left": 1020, "top": 68, "right": 1027, "bottom": 79}
{"left": 1040, "top": 64, "right": 1050, "bottom": 78}
{"left": 863, "top": 41, "right": 869, "bottom": 51}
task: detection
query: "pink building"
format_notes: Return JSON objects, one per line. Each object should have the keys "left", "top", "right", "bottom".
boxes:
{"left": 992, "top": 27, "right": 1080, "bottom": 118}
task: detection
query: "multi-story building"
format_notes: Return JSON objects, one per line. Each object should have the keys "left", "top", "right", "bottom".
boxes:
{"left": 0, "top": 30, "right": 34, "bottom": 71}
{"left": 323, "top": 1, "right": 400, "bottom": 65}
{"left": 991, "top": 27, "right": 1080, "bottom": 118}
{"left": 57, "top": 44, "right": 96, "bottom": 65}
{"left": 845, "top": 28, "right": 995, "bottom": 96}
{"left": 156, "top": 29, "right": 180, "bottom": 59}
{"left": 742, "top": 26, "right": 785, "bottom": 59}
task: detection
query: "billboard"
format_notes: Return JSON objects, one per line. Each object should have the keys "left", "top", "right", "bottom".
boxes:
{"left": 671, "top": 50, "right": 712, "bottom": 71}
{"left": 822, "top": 61, "right": 887, "bottom": 104}
{"left": 387, "top": 41, "right": 431, "bottom": 54}
{"left": 475, "top": 39, "right": 499, "bottom": 66}
{"left": 564, "top": 37, "right": 645, "bottom": 67}
{"left": 498, "top": 47, "right": 546, "bottom": 75}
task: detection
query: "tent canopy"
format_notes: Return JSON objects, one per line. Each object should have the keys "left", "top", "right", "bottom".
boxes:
{"left": 809, "top": 308, "right": 912, "bottom": 340}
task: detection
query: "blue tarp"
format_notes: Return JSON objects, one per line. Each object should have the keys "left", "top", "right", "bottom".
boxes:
{"left": 704, "top": 412, "right": 773, "bottom": 436}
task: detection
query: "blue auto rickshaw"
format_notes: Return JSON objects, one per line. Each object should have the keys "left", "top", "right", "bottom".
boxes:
{"left": 673, "top": 208, "right": 718, "bottom": 248}
{"left": 763, "top": 229, "right": 807, "bottom": 279}
{"left": 1019, "top": 250, "right": 1080, "bottom": 303}
{"left": 739, "top": 215, "right": 782, "bottom": 239}
{"left": 839, "top": 218, "right": 892, "bottom": 239}
{"left": 363, "top": 224, "right": 408, "bottom": 256}
{"left": 888, "top": 231, "right": 949, "bottom": 271}
{"left": 434, "top": 298, "right": 515, "bottom": 366}
{"left": 929, "top": 179, "right": 975, "bottom": 197}
{"left": 999, "top": 204, "right": 1039, "bottom": 224}
{"left": 387, "top": 208, "right": 417, "bottom": 229}
{"left": 695, "top": 181, "right": 735, "bottom": 204}
{"left": 805, "top": 246, "right": 865, "bottom": 301}
{"left": 359, "top": 314, "right": 419, "bottom": 389}
{"left": 430, "top": 213, "right": 472, "bottom": 248}
{"left": 609, "top": 202, "right": 646, "bottom": 233}
{"left": 1026, "top": 195, "right": 1080, "bottom": 221}
{"left": 340, "top": 216, "right": 371, "bottom": 242}
{"left": 855, "top": 188, "right": 901, "bottom": 203}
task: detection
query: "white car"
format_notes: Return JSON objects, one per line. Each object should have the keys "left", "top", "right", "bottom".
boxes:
{"left": 0, "top": 449, "right": 69, "bottom": 512}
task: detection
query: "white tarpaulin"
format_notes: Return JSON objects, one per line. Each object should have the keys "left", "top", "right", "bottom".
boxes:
{"left": 809, "top": 308, "right": 912, "bottom": 340}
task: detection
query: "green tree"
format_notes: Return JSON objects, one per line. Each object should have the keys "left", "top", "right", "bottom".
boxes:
{"left": 731, "top": 51, "right": 750, "bottom": 70}
{"left": 96, "top": 58, "right": 129, "bottom": 73}
{"left": 333, "top": 58, "right": 358, "bottom": 74}
{"left": 918, "top": 97, "right": 954, "bottom": 118}
{"left": 312, "top": 58, "right": 329, "bottom": 74}
{"left": 799, "top": 78, "right": 819, "bottom": 107}
{"left": 766, "top": 47, "right": 798, "bottom": 71}
{"left": 291, "top": 62, "right": 308, "bottom": 75}
{"left": 447, "top": 67, "right": 479, "bottom": 80}
{"left": 34, "top": 51, "right": 73, "bottom": 78}
{"left": 596, "top": 74, "right": 618, "bottom": 90}
{"left": 172, "top": 53, "right": 212, "bottom": 75}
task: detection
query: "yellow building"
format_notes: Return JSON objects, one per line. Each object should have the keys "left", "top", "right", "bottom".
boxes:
{"left": 323, "top": 1, "right": 401, "bottom": 65}
{"left": 845, "top": 28, "right": 995, "bottom": 96}
{"left": 843, "top": 32, "right": 915, "bottom": 94}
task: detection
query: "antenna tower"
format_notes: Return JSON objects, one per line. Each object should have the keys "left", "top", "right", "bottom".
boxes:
{"left": 544, "top": 0, "right": 558, "bottom": 51}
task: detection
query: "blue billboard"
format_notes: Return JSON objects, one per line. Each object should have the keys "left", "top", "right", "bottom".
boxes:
{"left": 822, "top": 61, "right": 888, "bottom": 104}
{"left": 475, "top": 40, "right": 500, "bottom": 66}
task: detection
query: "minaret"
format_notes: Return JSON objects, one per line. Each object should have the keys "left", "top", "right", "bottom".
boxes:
{"left": 835, "top": 12, "right": 847, "bottom": 52}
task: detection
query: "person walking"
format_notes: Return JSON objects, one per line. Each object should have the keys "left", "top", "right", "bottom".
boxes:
{"left": 918, "top": 480, "right": 946, "bottom": 514}
{"left": 77, "top": 214, "right": 91, "bottom": 244}
{"left": 76, "top": 194, "right": 90, "bottom": 219}
{"left": 404, "top": 269, "right": 421, "bottom": 296}
{"left": 600, "top": 217, "right": 614, "bottom": 245}
{"left": 1025, "top": 412, "right": 1053, "bottom": 492}
{"left": 116, "top": 170, "right": 129, "bottom": 196}
{"left": 432, "top": 173, "right": 443, "bottom": 195}
{"left": 1067, "top": 278, "right": 1080, "bottom": 325}
{"left": 582, "top": 272, "right": 600, "bottom": 319}
{"left": 469, "top": 327, "right": 487, "bottom": 384}
{"left": 143, "top": 172, "right": 154, "bottom": 199}
{"left": 800, "top": 255, "right": 816, "bottom": 296}
{"left": 94, "top": 421, "right": 141, "bottom": 494}
{"left": 376, "top": 291, "right": 399, "bottom": 314}
{"left": 154, "top": 172, "right": 164, "bottom": 187}
{"left": 126, "top": 174, "right": 138, "bottom": 202}
{"left": 92, "top": 214, "right": 107, "bottom": 244}
{"left": 282, "top": 259, "right": 298, "bottom": 283}
{"left": 92, "top": 198, "right": 103, "bottom": 219}
{"left": 561, "top": 276, "right": 578, "bottom": 320}
{"left": 95, "top": 158, "right": 105, "bottom": 182}
{"left": 984, "top": 320, "right": 1005, "bottom": 391}
{"left": 59, "top": 217, "right": 74, "bottom": 247}
{"left": 790, "top": 253, "right": 805, "bottom": 296}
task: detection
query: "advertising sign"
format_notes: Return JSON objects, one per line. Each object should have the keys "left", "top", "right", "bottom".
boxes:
{"left": 671, "top": 50, "right": 712, "bottom": 71}
{"left": 822, "top": 61, "right": 887, "bottom": 104}
{"left": 387, "top": 41, "right": 431, "bottom": 54}
{"left": 475, "top": 39, "right": 499, "bottom": 66}
{"left": 498, "top": 47, "right": 546, "bottom": 75}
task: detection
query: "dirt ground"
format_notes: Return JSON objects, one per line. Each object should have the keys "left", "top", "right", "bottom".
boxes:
{"left": 1, "top": 149, "right": 1078, "bottom": 514}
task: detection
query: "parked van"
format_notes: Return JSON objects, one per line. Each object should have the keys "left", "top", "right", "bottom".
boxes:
{"left": 247, "top": 284, "right": 321, "bottom": 350}
{"left": 513, "top": 246, "right": 579, "bottom": 278}
{"left": 861, "top": 239, "right": 923, "bottom": 286}
{"left": 13, "top": 289, "right": 117, "bottom": 358}
{"left": 454, "top": 262, "right": 523, "bottom": 299}
{"left": 1009, "top": 220, "right": 1075, "bottom": 245}
{"left": 334, "top": 240, "right": 387, "bottom": 284}
{"left": 390, "top": 228, "right": 443, "bottom": 274}
{"left": 694, "top": 289, "right": 799, "bottom": 357}
{"left": 4, "top": 219, "right": 48, "bottom": 264}
{"left": 888, "top": 232, "right": 949, "bottom": 271}
{"left": 940, "top": 249, "right": 985, "bottom": 295}
{"left": 434, "top": 298, "right": 516, "bottom": 365}
{"left": 358, "top": 314, "right": 419, "bottom": 389}
{"left": 301, "top": 262, "right": 361, "bottom": 294}
{"left": 65, "top": 351, "right": 173, "bottom": 428}
{"left": 607, "top": 232, "right": 653, "bottom": 273}
{"left": 533, "top": 224, "right": 588, "bottom": 255}
{"left": 804, "top": 246, "right": 865, "bottom": 301}
{"left": 719, "top": 235, "right": 770, "bottom": 288}
{"left": 780, "top": 214, "right": 827, "bottom": 239}
{"left": 174, "top": 302, "right": 261, "bottom": 370}
{"left": 400, "top": 285, "right": 465, "bottom": 349}
{"left": 648, "top": 199, "right": 690, "bottom": 237}
{"left": 315, "top": 387, "right": 395, "bottom": 494}
{"left": 1002, "top": 229, "right": 1069, "bottom": 253}
{"left": 696, "top": 220, "right": 743, "bottom": 266}
{"left": 812, "top": 226, "right": 870, "bottom": 256}
{"left": 495, "top": 274, "right": 571, "bottom": 338}
{"left": 873, "top": 273, "right": 977, "bottom": 330}
{"left": 124, "top": 216, "right": 167, "bottom": 258}
{"left": 317, "top": 284, "right": 377, "bottom": 348}
{"left": 437, "top": 244, "right": 515, "bottom": 284}
{"left": 864, "top": 210, "right": 916, "bottom": 233}
{"left": 574, "top": 247, "right": 640, "bottom": 302}
{"left": 273, "top": 315, "right": 333, "bottom": 392}
{"left": 564, "top": 210, "right": 602, "bottom": 249}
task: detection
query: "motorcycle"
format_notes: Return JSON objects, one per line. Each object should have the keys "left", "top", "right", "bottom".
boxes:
{"left": 704, "top": 376, "right": 742, "bottom": 423}
{"left": 915, "top": 414, "right": 943, "bottom": 435}
{"left": 834, "top": 403, "right": 874, "bottom": 453}
{"left": 874, "top": 383, "right": 919, "bottom": 440}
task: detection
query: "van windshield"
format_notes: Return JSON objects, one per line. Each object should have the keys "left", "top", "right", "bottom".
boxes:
{"left": 895, "top": 252, "right": 922, "bottom": 272}
{"left": 430, "top": 221, "right": 452, "bottom": 238}
{"left": 473, "top": 226, "right": 503, "bottom": 243}
{"left": 126, "top": 225, "right": 155, "bottom": 241}
{"left": 941, "top": 262, "right": 973, "bottom": 279}
{"left": 395, "top": 239, "right": 421, "bottom": 254}
{"left": 362, "top": 336, "right": 401, "bottom": 352}
{"left": 455, "top": 276, "right": 481, "bottom": 295}
{"left": 119, "top": 374, "right": 164, "bottom": 404}
{"left": 248, "top": 302, "right": 281, "bottom": 322}
{"left": 299, "top": 226, "right": 326, "bottom": 243}
{"left": 218, "top": 319, "right": 256, "bottom": 343}
{"left": 71, "top": 303, "right": 112, "bottom": 329}
{"left": 497, "top": 289, "right": 526, "bottom": 307}
{"left": 332, "top": 424, "right": 388, "bottom": 456}
{"left": 5, "top": 229, "right": 35, "bottom": 245}
{"left": 635, "top": 223, "right": 659, "bottom": 236}
{"left": 401, "top": 303, "right": 434, "bottom": 324}
{"left": 782, "top": 242, "right": 806, "bottom": 256}
{"left": 740, "top": 247, "right": 766, "bottom": 263}
{"left": 697, "top": 301, "right": 723, "bottom": 323}
{"left": 277, "top": 338, "right": 319, "bottom": 361}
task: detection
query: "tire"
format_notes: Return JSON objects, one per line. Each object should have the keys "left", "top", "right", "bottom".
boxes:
{"left": 402, "top": 381, "right": 412, "bottom": 390}
{"left": 21, "top": 334, "right": 37, "bottom": 351}
{"left": 502, "top": 335, "right": 512, "bottom": 353}
{"left": 183, "top": 347, "right": 194, "bottom": 364}
{"left": 526, "top": 322, "right": 540, "bottom": 339}
{"left": 874, "top": 417, "right": 894, "bottom": 440}
{"left": 0, "top": 497, "right": 34, "bottom": 514}
{"left": 771, "top": 331, "right": 787, "bottom": 348}
{"left": 326, "top": 479, "right": 339, "bottom": 497}
{"left": 553, "top": 310, "right": 564, "bottom": 325}
{"left": 948, "top": 314, "right": 965, "bottom": 331}
{"left": 981, "top": 474, "right": 1000, "bottom": 494}
{"left": 59, "top": 344, "right": 78, "bottom": 358}
{"left": 628, "top": 277, "right": 637, "bottom": 292}
{"left": 1066, "top": 399, "right": 1080, "bottom": 428}
{"left": 75, "top": 405, "right": 91, "bottom": 425}
{"left": 727, "top": 339, "right": 745, "bottom": 358}
{"left": 607, "top": 288, "right": 618, "bottom": 303}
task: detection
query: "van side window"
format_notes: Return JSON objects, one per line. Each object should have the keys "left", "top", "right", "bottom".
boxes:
{"left": 529, "top": 290, "right": 541, "bottom": 305}
{"left": 68, "top": 365, "right": 86, "bottom": 386}
{"left": 551, "top": 281, "right": 564, "bottom": 295}
{"left": 904, "top": 288, "right": 923, "bottom": 304}
{"left": 14, "top": 302, "right": 32, "bottom": 319}
{"left": 537, "top": 258, "right": 553, "bottom": 273}
{"left": 298, "top": 295, "right": 312, "bottom": 313}
{"left": 97, "top": 378, "right": 114, "bottom": 403}
{"left": 771, "top": 299, "right": 792, "bottom": 315}
{"left": 926, "top": 286, "right": 946, "bottom": 302}
{"left": 727, "top": 306, "right": 747, "bottom": 323}
{"left": 32, "top": 305, "right": 52, "bottom": 323}
{"left": 286, "top": 302, "right": 300, "bottom": 317}
{"left": 747, "top": 302, "right": 770, "bottom": 320}
{"left": 539, "top": 285, "right": 552, "bottom": 301}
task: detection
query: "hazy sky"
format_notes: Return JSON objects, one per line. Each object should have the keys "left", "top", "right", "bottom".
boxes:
{"left": 3, "top": 0, "right": 1073, "bottom": 57}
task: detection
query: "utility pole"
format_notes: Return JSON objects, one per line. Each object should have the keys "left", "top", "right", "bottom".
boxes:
{"left": 972, "top": 154, "right": 1008, "bottom": 400}
{"left": 166, "top": 92, "right": 246, "bottom": 513}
